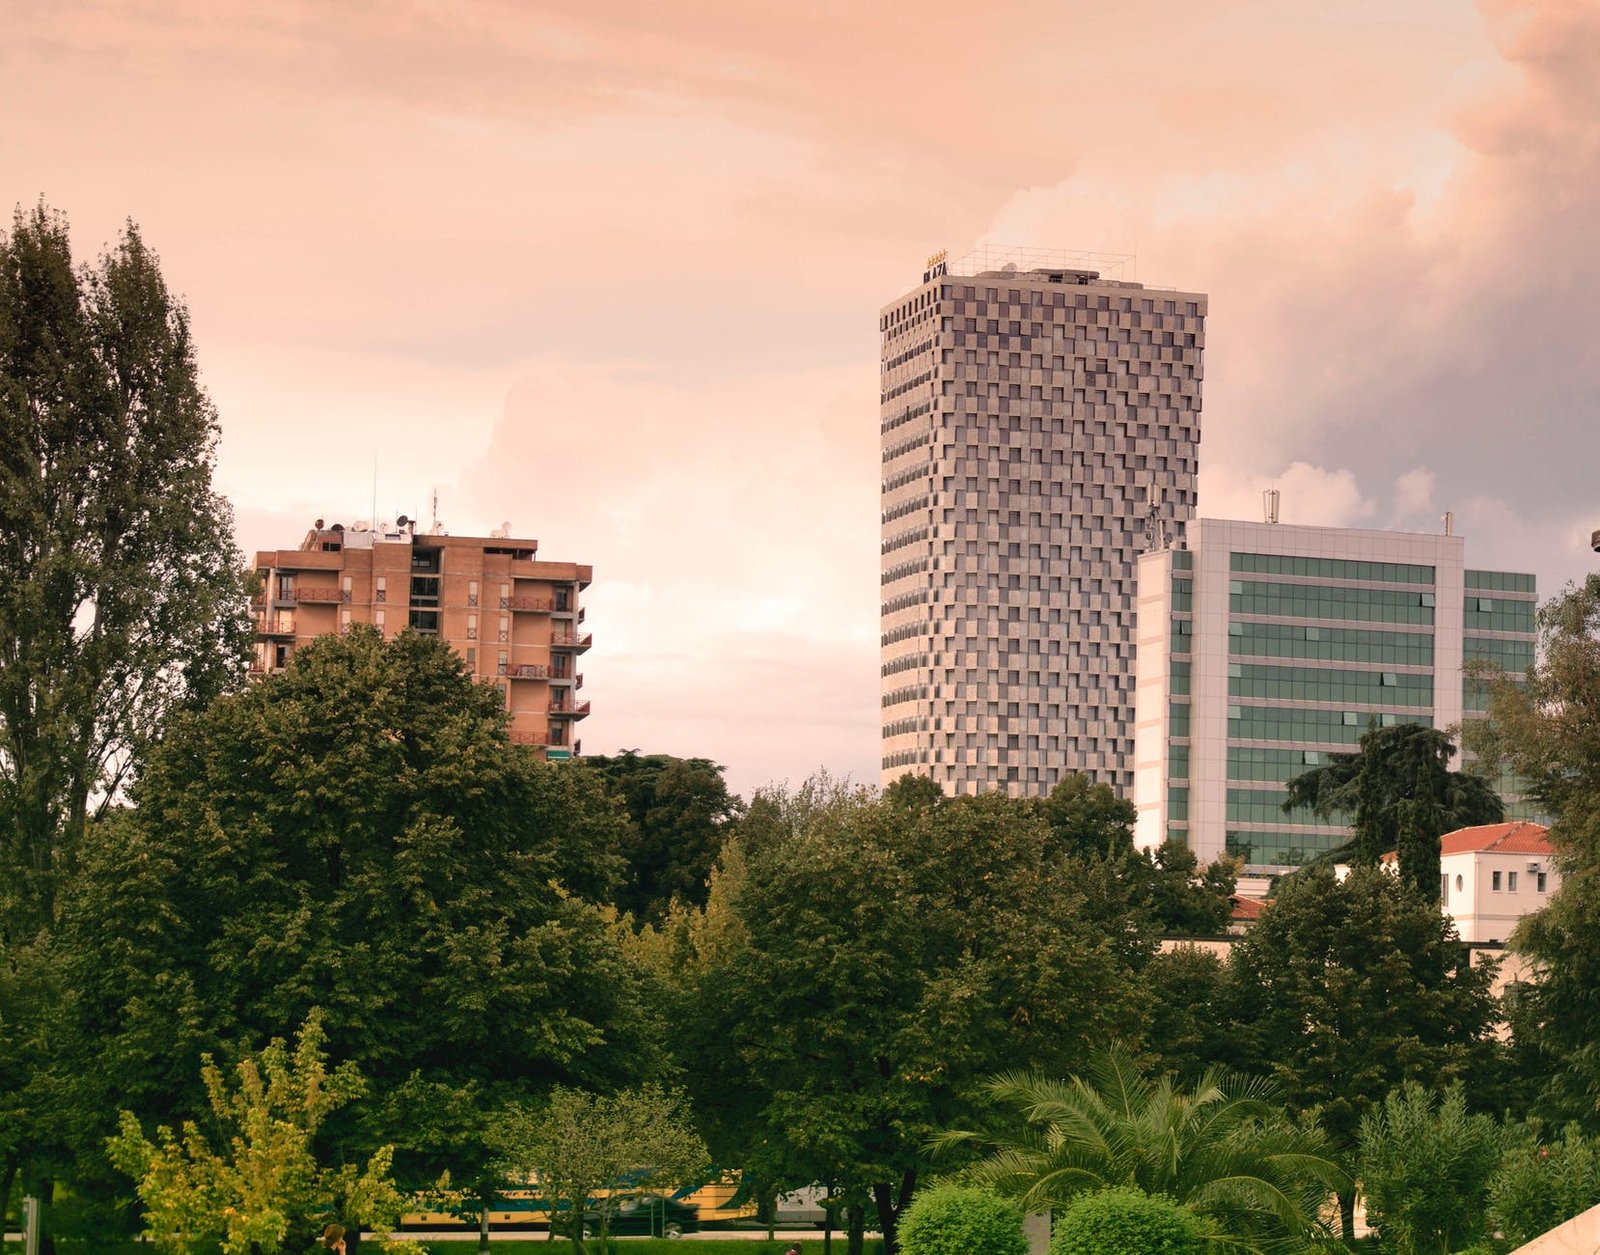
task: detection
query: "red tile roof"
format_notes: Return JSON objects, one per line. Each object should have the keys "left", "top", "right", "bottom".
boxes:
{"left": 1382, "top": 821, "right": 1553, "bottom": 863}
{"left": 1439, "top": 821, "right": 1552, "bottom": 856}
{"left": 1230, "top": 894, "right": 1269, "bottom": 921}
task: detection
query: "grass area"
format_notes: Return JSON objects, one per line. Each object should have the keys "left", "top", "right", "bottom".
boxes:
{"left": 413, "top": 1243, "right": 882, "bottom": 1254}
{"left": 3, "top": 1242, "right": 884, "bottom": 1254}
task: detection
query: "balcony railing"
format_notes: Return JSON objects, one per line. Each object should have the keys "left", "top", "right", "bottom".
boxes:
{"left": 548, "top": 699, "right": 591, "bottom": 718}
{"left": 293, "top": 587, "right": 346, "bottom": 603}
{"left": 509, "top": 729, "right": 550, "bottom": 747}
{"left": 504, "top": 596, "right": 553, "bottom": 612}
{"left": 550, "top": 632, "right": 592, "bottom": 651}
{"left": 510, "top": 664, "right": 549, "bottom": 679}
{"left": 256, "top": 616, "right": 296, "bottom": 636}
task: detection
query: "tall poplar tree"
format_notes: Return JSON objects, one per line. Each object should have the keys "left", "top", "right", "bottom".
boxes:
{"left": 0, "top": 204, "right": 251, "bottom": 935}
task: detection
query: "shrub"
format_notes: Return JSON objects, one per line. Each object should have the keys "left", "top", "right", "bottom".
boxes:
{"left": 1049, "top": 1187, "right": 1206, "bottom": 1255}
{"left": 898, "top": 1183, "right": 1026, "bottom": 1255}
{"left": 1357, "top": 1083, "right": 1502, "bottom": 1255}
{"left": 1488, "top": 1122, "right": 1600, "bottom": 1249}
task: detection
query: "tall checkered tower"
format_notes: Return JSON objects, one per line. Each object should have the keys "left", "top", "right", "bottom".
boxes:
{"left": 879, "top": 247, "right": 1206, "bottom": 795}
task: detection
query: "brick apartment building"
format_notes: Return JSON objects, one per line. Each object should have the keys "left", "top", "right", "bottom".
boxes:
{"left": 252, "top": 519, "right": 591, "bottom": 759}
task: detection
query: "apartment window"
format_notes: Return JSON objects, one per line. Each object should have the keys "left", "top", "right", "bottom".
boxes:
{"left": 466, "top": 613, "right": 478, "bottom": 640}
{"left": 500, "top": 582, "right": 510, "bottom": 609}
{"left": 342, "top": 575, "right": 353, "bottom": 602}
{"left": 1508, "top": 871, "right": 1519, "bottom": 892}
{"left": 373, "top": 609, "right": 386, "bottom": 636}
{"left": 499, "top": 616, "right": 510, "bottom": 642}
{"left": 1538, "top": 871, "right": 1548, "bottom": 893}
{"left": 375, "top": 577, "right": 387, "bottom": 603}
{"left": 497, "top": 651, "right": 508, "bottom": 677}
{"left": 1492, "top": 870, "right": 1502, "bottom": 891}
{"left": 340, "top": 609, "right": 351, "bottom": 635}
{"left": 466, "top": 647, "right": 476, "bottom": 669}
{"left": 277, "top": 574, "right": 295, "bottom": 599}
{"left": 1455, "top": 875, "right": 1464, "bottom": 892}
{"left": 468, "top": 579, "right": 479, "bottom": 608}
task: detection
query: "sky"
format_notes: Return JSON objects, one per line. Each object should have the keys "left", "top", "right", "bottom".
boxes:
{"left": 4, "top": 0, "right": 1598, "bottom": 799}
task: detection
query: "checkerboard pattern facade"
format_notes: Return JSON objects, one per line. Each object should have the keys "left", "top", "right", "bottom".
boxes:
{"left": 880, "top": 261, "right": 1207, "bottom": 794}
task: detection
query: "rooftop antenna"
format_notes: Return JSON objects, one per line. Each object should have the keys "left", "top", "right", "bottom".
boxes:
{"left": 1443, "top": 511, "right": 1454, "bottom": 536}
{"left": 431, "top": 487, "right": 442, "bottom": 535}
{"left": 1264, "top": 488, "right": 1281, "bottom": 525}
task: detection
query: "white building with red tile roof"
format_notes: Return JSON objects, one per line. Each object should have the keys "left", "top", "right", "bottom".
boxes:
{"left": 1382, "top": 821, "right": 1558, "bottom": 943}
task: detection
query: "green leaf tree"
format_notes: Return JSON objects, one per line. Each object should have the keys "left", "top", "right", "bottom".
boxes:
{"left": 0, "top": 205, "right": 251, "bottom": 933}
{"left": 107, "top": 1011, "right": 423, "bottom": 1254}
{"left": 700, "top": 781, "right": 1145, "bottom": 1255}
{"left": 0, "top": 202, "right": 253, "bottom": 1246}
{"left": 1226, "top": 865, "right": 1501, "bottom": 1239}
{"left": 1357, "top": 1082, "right": 1503, "bottom": 1255}
{"left": 1464, "top": 574, "right": 1600, "bottom": 1122}
{"left": 936, "top": 1049, "right": 1344, "bottom": 1252}
{"left": 55, "top": 628, "right": 660, "bottom": 1221}
{"left": 489, "top": 1083, "right": 709, "bottom": 1253}
{"left": 1283, "top": 723, "right": 1502, "bottom": 871}
{"left": 587, "top": 750, "right": 744, "bottom": 922}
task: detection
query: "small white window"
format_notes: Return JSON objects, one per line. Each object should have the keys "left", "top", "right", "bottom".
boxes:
{"left": 1508, "top": 871, "right": 1519, "bottom": 892}
{"left": 1492, "top": 870, "right": 1502, "bottom": 891}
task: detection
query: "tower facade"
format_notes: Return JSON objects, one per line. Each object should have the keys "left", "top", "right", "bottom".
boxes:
{"left": 253, "top": 520, "right": 591, "bottom": 760}
{"left": 1132, "top": 518, "right": 1537, "bottom": 872}
{"left": 880, "top": 250, "right": 1207, "bottom": 794}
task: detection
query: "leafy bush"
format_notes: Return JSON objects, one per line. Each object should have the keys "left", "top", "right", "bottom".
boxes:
{"left": 898, "top": 1183, "right": 1026, "bottom": 1255}
{"left": 1049, "top": 1187, "right": 1206, "bottom": 1255}
{"left": 1357, "top": 1082, "right": 1502, "bottom": 1255}
{"left": 1488, "top": 1122, "right": 1600, "bottom": 1248}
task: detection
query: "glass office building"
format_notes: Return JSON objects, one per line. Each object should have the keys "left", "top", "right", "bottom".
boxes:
{"left": 1133, "top": 518, "right": 1536, "bottom": 872}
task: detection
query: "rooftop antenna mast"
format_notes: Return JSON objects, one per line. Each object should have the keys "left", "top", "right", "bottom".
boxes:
{"left": 431, "top": 487, "right": 441, "bottom": 535}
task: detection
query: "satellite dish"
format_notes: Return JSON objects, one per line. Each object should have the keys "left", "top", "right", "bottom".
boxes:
{"left": 396, "top": 514, "right": 409, "bottom": 530}
{"left": 1001, "top": 261, "right": 1018, "bottom": 274}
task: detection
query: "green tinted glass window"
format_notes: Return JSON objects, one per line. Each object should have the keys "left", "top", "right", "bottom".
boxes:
{"left": 1230, "top": 552, "right": 1434, "bottom": 584}
{"left": 1226, "top": 786, "right": 1349, "bottom": 826}
{"left": 1227, "top": 705, "right": 1432, "bottom": 744}
{"left": 1231, "top": 581, "right": 1436, "bottom": 625}
{"left": 1228, "top": 620, "right": 1434, "bottom": 665}
{"left": 1466, "top": 569, "right": 1536, "bottom": 593}
{"left": 1225, "top": 829, "right": 1346, "bottom": 868}
{"left": 1227, "top": 663, "right": 1432, "bottom": 707}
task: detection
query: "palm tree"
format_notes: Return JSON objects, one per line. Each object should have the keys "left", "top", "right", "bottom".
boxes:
{"left": 932, "top": 1049, "right": 1347, "bottom": 1253}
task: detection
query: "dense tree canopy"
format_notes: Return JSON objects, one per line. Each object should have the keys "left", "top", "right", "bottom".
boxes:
{"left": 586, "top": 750, "right": 743, "bottom": 922}
{"left": 0, "top": 205, "right": 252, "bottom": 936}
{"left": 53, "top": 628, "right": 662, "bottom": 1210}
{"left": 1227, "top": 865, "right": 1500, "bottom": 1237}
{"left": 692, "top": 780, "right": 1145, "bottom": 1255}
{"left": 1466, "top": 573, "right": 1600, "bottom": 1123}
{"left": 1283, "top": 723, "right": 1502, "bottom": 880}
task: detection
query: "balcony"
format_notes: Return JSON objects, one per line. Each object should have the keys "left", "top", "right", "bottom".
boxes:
{"left": 509, "top": 664, "right": 548, "bottom": 679}
{"left": 508, "top": 729, "right": 550, "bottom": 747}
{"left": 256, "top": 616, "right": 297, "bottom": 636}
{"left": 548, "top": 699, "right": 591, "bottom": 718}
{"left": 293, "top": 587, "right": 346, "bottom": 603}
{"left": 503, "top": 596, "right": 553, "bottom": 613}
{"left": 550, "top": 632, "right": 593, "bottom": 652}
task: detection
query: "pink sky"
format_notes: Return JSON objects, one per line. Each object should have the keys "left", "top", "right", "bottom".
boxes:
{"left": 5, "top": 0, "right": 1598, "bottom": 797}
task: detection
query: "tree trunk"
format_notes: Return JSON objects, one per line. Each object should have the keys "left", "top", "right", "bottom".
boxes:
{"left": 0, "top": 1158, "right": 16, "bottom": 1244}
{"left": 872, "top": 1172, "right": 915, "bottom": 1255}
{"left": 846, "top": 1204, "right": 865, "bottom": 1255}
{"left": 34, "top": 1175, "right": 55, "bottom": 1255}
{"left": 478, "top": 1190, "right": 491, "bottom": 1253}
{"left": 822, "top": 1200, "right": 834, "bottom": 1255}
{"left": 1339, "top": 1187, "right": 1357, "bottom": 1243}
